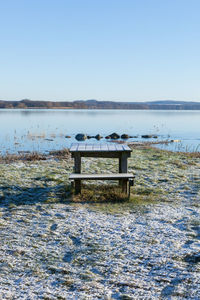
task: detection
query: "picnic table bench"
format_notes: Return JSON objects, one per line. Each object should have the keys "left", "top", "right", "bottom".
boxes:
{"left": 69, "top": 143, "right": 134, "bottom": 197}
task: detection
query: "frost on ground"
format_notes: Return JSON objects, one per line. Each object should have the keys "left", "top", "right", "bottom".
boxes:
{"left": 0, "top": 147, "right": 199, "bottom": 299}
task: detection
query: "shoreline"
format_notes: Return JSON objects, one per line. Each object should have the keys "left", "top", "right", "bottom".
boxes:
{"left": 0, "top": 141, "right": 199, "bottom": 163}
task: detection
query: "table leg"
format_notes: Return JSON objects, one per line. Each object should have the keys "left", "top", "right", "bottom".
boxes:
{"left": 119, "top": 153, "right": 128, "bottom": 193}
{"left": 119, "top": 156, "right": 122, "bottom": 187}
{"left": 74, "top": 153, "right": 81, "bottom": 194}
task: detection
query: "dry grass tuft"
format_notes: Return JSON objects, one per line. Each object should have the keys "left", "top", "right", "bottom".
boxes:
{"left": 0, "top": 152, "right": 46, "bottom": 163}
{"left": 0, "top": 148, "right": 71, "bottom": 163}
{"left": 72, "top": 184, "right": 128, "bottom": 203}
{"left": 49, "top": 148, "right": 71, "bottom": 159}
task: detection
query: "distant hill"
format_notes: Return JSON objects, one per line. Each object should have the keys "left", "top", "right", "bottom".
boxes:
{"left": 0, "top": 99, "right": 200, "bottom": 110}
{"left": 146, "top": 100, "right": 199, "bottom": 105}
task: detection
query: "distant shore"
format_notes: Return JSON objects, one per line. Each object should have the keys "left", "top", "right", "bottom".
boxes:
{"left": 1, "top": 99, "right": 200, "bottom": 110}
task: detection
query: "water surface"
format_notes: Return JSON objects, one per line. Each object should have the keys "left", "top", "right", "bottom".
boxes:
{"left": 1, "top": 109, "right": 200, "bottom": 154}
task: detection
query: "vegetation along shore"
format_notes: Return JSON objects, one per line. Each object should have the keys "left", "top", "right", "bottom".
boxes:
{"left": 0, "top": 144, "right": 199, "bottom": 298}
{"left": 1, "top": 99, "right": 200, "bottom": 110}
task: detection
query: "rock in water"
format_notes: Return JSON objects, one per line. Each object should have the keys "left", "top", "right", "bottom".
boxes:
{"left": 121, "top": 134, "right": 129, "bottom": 139}
{"left": 75, "top": 133, "right": 87, "bottom": 141}
{"left": 171, "top": 139, "right": 180, "bottom": 143}
{"left": 110, "top": 132, "right": 120, "bottom": 139}
{"left": 95, "top": 134, "right": 102, "bottom": 140}
{"left": 141, "top": 135, "right": 153, "bottom": 139}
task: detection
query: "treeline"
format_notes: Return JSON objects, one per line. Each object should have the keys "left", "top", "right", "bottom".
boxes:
{"left": 0, "top": 99, "right": 200, "bottom": 110}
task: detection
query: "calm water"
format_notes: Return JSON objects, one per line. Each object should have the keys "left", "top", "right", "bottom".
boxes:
{"left": 1, "top": 109, "right": 200, "bottom": 154}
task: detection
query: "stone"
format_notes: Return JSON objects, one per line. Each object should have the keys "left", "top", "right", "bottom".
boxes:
{"left": 105, "top": 135, "right": 111, "bottom": 139}
{"left": 95, "top": 134, "right": 102, "bottom": 140}
{"left": 121, "top": 134, "right": 129, "bottom": 139}
{"left": 110, "top": 132, "right": 120, "bottom": 139}
{"left": 75, "top": 133, "right": 87, "bottom": 141}
{"left": 171, "top": 139, "right": 180, "bottom": 143}
{"left": 141, "top": 135, "right": 153, "bottom": 139}
{"left": 65, "top": 135, "right": 71, "bottom": 138}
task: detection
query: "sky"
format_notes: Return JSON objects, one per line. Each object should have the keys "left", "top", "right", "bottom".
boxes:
{"left": 0, "top": 0, "right": 200, "bottom": 102}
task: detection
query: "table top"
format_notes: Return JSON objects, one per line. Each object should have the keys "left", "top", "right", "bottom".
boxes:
{"left": 70, "top": 143, "right": 132, "bottom": 152}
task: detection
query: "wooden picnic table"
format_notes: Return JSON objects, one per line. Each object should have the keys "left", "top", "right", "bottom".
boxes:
{"left": 69, "top": 143, "right": 133, "bottom": 194}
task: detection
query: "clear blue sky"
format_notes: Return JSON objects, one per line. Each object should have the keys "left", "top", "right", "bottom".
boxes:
{"left": 0, "top": 0, "right": 200, "bottom": 102}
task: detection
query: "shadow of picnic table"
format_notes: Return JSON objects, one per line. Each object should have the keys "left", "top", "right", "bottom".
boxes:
{"left": 0, "top": 183, "right": 71, "bottom": 207}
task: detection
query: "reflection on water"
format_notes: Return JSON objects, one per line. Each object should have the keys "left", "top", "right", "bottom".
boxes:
{"left": 1, "top": 109, "right": 200, "bottom": 154}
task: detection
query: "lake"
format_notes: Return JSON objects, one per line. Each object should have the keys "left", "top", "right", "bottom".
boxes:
{"left": 1, "top": 109, "right": 200, "bottom": 154}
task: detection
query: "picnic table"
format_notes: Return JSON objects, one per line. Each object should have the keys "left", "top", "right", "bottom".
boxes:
{"left": 69, "top": 143, "right": 134, "bottom": 195}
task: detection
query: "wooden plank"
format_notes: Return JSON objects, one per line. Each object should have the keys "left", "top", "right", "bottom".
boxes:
{"left": 78, "top": 152, "right": 121, "bottom": 158}
{"left": 70, "top": 143, "right": 78, "bottom": 151}
{"left": 77, "top": 144, "right": 86, "bottom": 151}
{"left": 115, "top": 144, "right": 124, "bottom": 151}
{"left": 71, "top": 143, "right": 131, "bottom": 152}
{"left": 122, "top": 144, "right": 132, "bottom": 151}
{"left": 92, "top": 144, "right": 101, "bottom": 151}
{"left": 108, "top": 144, "right": 117, "bottom": 151}
{"left": 69, "top": 173, "right": 134, "bottom": 180}
{"left": 85, "top": 144, "right": 93, "bottom": 150}
{"left": 100, "top": 144, "right": 109, "bottom": 151}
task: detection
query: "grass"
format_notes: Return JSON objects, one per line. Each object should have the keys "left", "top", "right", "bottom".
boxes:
{"left": 0, "top": 148, "right": 71, "bottom": 163}
{"left": 72, "top": 184, "right": 129, "bottom": 203}
{"left": 70, "top": 182, "right": 163, "bottom": 209}
{"left": 0, "top": 145, "right": 199, "bottom": 207}
{"left": 0, "top": 152, "right": 47, "bottom": 163}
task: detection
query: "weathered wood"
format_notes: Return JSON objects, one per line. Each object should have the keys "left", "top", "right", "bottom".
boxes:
{"left": 77, "top": 144, "right": 86, "bottom": 151}
{"left": 120, "top": 152, "right": 128, "bottom": 172}
{"left": 74, "top": 153, "right": 81, "bottom": 173}
{"left": 70, "top": 143, "right": 78, "bottom": 151}
{"left": 128, "top": 178, "right": 134, "bottom": 199}
{"left": 70, "top": 143, "right": 132, "bottom": 153}
{"left": 69, "top": 173, "right": 135, "bottom": 195}
{"left": 72, "top": 152, "right": 128, "bottom": 158}
{"left": 119, "top": 157, "right": 122, "bottom": 173}
{"left": 107, "top": 144, "right": 117, "bottom": 151}
{"left": 100, "top": 144, "right": 108, "bottom": 150}
{"left": 69, "top": 173, "right": 134, "bottom": 180}
{"left": 69, "top": 143, "right": 133, "bottom": 195}
{"left": 85, "top": 144, "right": 93, "bottom": 150}
{"left": 115, "top": 144, "right": 123, "bottom": 151}
{"left": 74, "top": 153, "right": 81, "bottom": 194}
{"left": 122, "top": 144, "right": 131, "bottom": 151}
{"left": 120, "top": 152, "right": 128, "bottom": 193}
{"left": 93, "top": 145, "right": 102, "bottom": 151}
